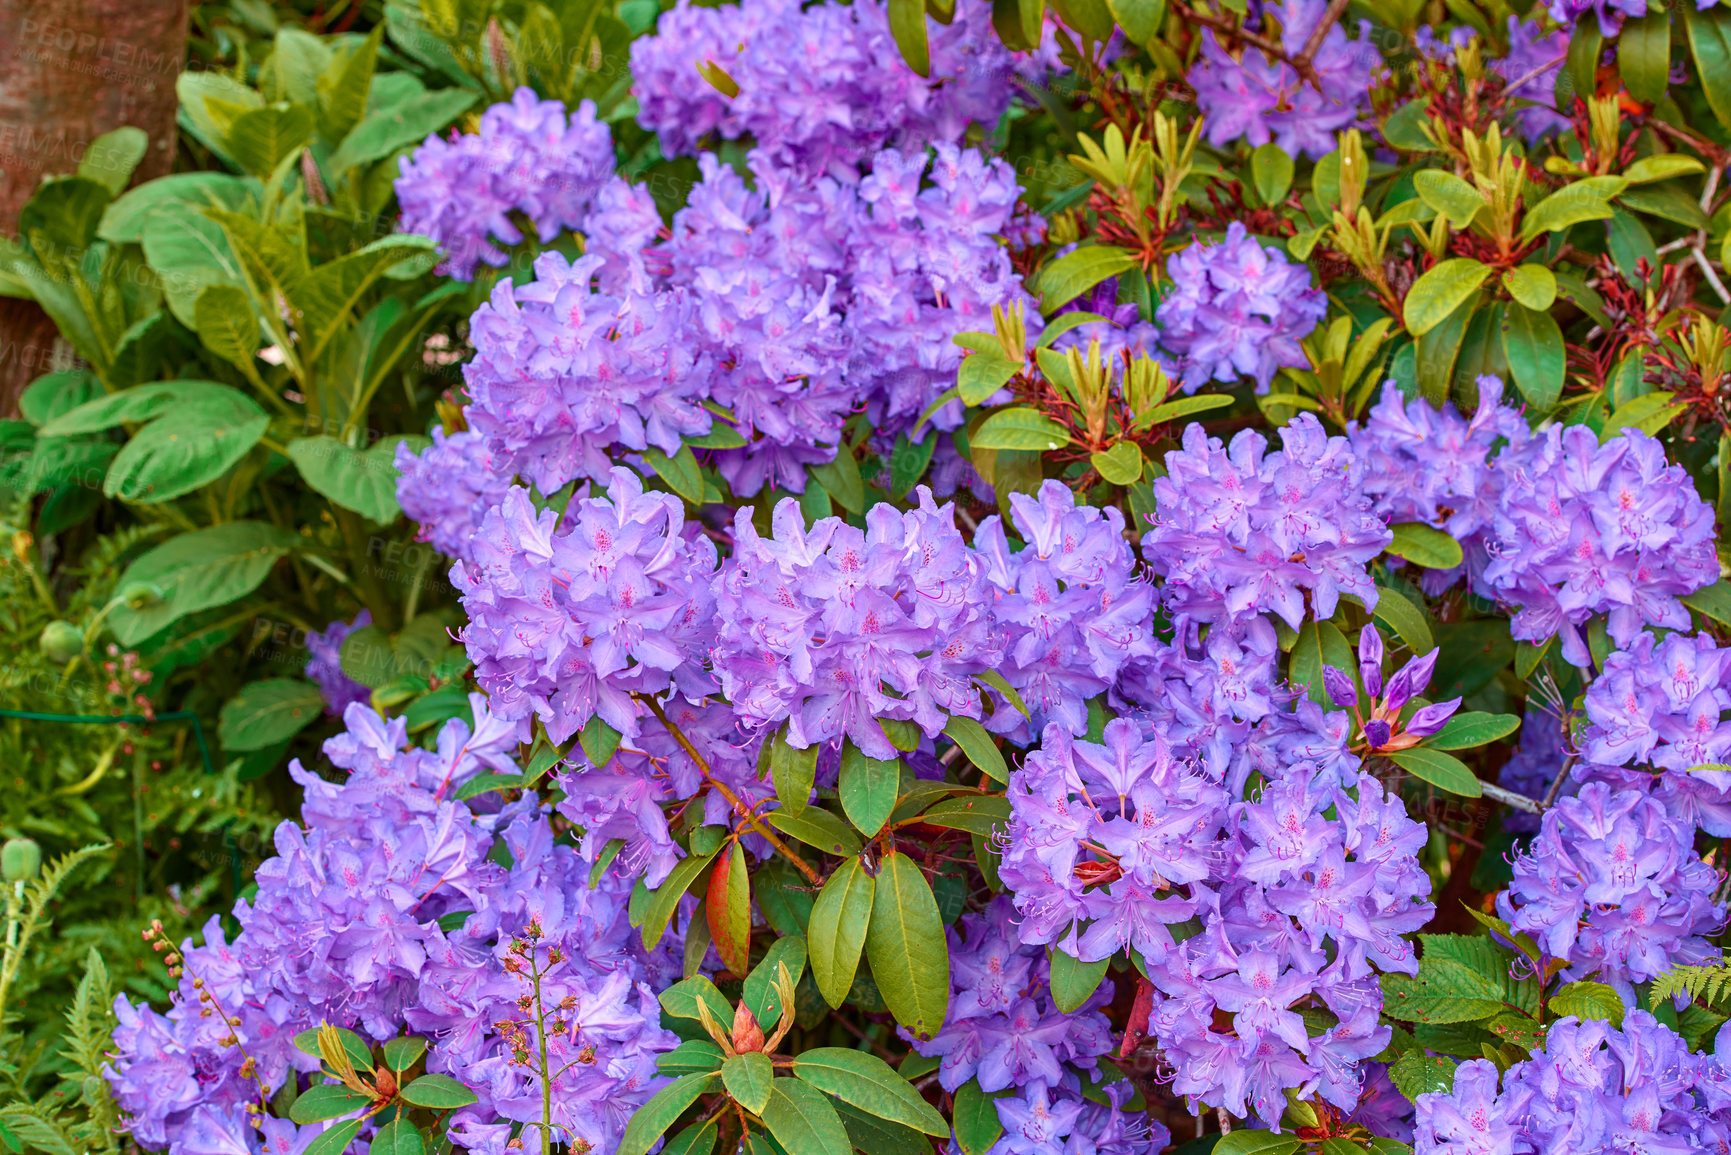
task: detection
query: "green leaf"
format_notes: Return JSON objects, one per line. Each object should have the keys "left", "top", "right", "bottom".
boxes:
{"left": 761, "top": 1078, "right": 852, "bottom": 1155}
{"left": 302, "top": 1121, "right": 365, "bottom": 1155}
{"left": 659, "top": 1039, "right": 726, "bottom": 1077}
{"left": 1685, "top": 3, "right": 1731, "bottom": 133}
{"left": 1427, "top": 712, "right": 1521, "bottom": 751}
{"left": 397, "top": 1072, "right": 477, "bottom": 1109}
{"left": 771, "top": 732, "right": 820, "bottom": 817}
{"left": 292, "top": 1025, "right": 373, "bottom": 1069}
{"left": 329, "top": 88, "right": 478, "bottom": 173}
{"left": 1501, "top": 264, "right": 1556, "bottom": 311}
{"left": 662, "top": 1121, "right": 719, "bottom": 1155}
{"left": 1035, "top": 245, "right": 1138, "bottom": 313}
{"left": 1502, "top": 301, "right": 1566, "bottom": 412}
{"left": 1212, "top": 1133, "right": 1301, "bottom": 1155}
{"left": 1413, "top": 170, "right": 1486, "bottom": 230}
{"left": 1250, "top": 143, "right": 1294, "bottom": 207}
{"left": 889, "top": 433, "right": 937, "bottom": 497}
{"left": 1404, "top": 259, "right": 1491, "bottom": 337}
{"left": 706, "top": 840, "right": 753, "bottom": 975}
{"left": 809, "top": 858, "right": 875, "bottom": 1007}
{"left": 764, "top": 808, "right": 863, "bottom": 857}
{"left": 1620, "top": 10, "right": 1672, "bottom": 103}
{"left": 660, "top": 977, "right": 735, "bottom": 1025}
{"left": 1143, "top": 393, "right": 1235, "bottom": 425}
{"left": 744, "top": 936, "right": 808, "bottom": 1025}
{"left": 618, "top": 1073, "right": 717, "bottom": 1155}
{"left": 1625, "top": 154, "right": 1703, "bottom": 185}
{"left": 1387, "top": 522, "right": 1465, "bottom": 570}
{"left": 644, "top": 444, "right": 706, "bottom": 505}
{"left": 835, "top": 1101, "right": 932, "bottom": 1155}
{"left": 1373, "top": 587, "right": 1435, "bottom": 656}
{"left": 1416, "top": 296, "right": 1474, "bottom": 406}
{"left": 839, "top": 744, "right": 900, "bottom": 838}
{"left": 100, "top": 172, "right": 254, "bottom": 245}
{"left": 319, "top": 26, "right": 384, "bottom": 143}
{"left": 291, "top": 234, "right": 439, "bottom": 362}
{"left": 1290, "top": 619, "right": 1354, "bottom": 710}
{"left": 958, "top": 352, "right": 1024, "bottom": 406}
{"left": 977, "top": 670, "right": 1030, "bottom": 718}
{"left": 110, "top": 521, "right": 299, "bottom": 645}
{"left": 194, "top": 284, "right": 264, "bottom": 378}
{"left": 1684, "top": 580, "right": 1731, "bottom": 629}
{"left": 1519, "top": 178, "right": 1626, "bottom": 242}
{"left": 1104, "top": 0, "right": 1163, "bottom": 43}
{"left": 789, "top": 1048, "right": 949, "bottom": 1135}
{"left": 1602, "top": 390, "right": 1684, "bottom": 439}
{"left": 381, "top": 1036, "right": 427, "bottom": 1072}
{"left": 1389, "top": 747, "right": 1483, "bottom": 798}
{"left": 952, "top": 1082, "right": 1004, "bottom": 1155}
{"left": 722, "top": 1052, "right": 774, "bottom": 1114}
{"left": 1389, "top": 1050, "right": 1459, "bottom": 1100}
{"left": 641, "top": 851, "right": 720, "bottom": 951}
{"left": 1048, "top": 948, "right": 1109, "bottom": 1014}
{"left": 1551, "top": 981, "right": 1626, "bottom": 1027}
{"left": 18, "top": 177, "right": 112, "bottom": 255}
{"left": 227, "top": 104, "right": 315, "bottom": 179}
{"left": 885, "top": 0, "right": 930, "bottom": 75}
{"left": 810, "top": 449, "right": 865, "bottom": 514}
{"left": 915, "top": 795, "right": 1011, "bottom": 837}
{"left": 866, "top": 851, "right": 950, "bottom": 1039}
{"left": 368, "top": 1119, "right": 424, "bottom": 1155}
{"left": 287, "top": 435, "right": 417, "bottom": 523}
{"left": 107, "top": 407, "right": 271, "bottom": 505}
{"left": 971, "top": 407, "right": 1072, "bottom": 451}
{"left": 942, "top": 716, "right": 1008, "bottom": 784}
{"left": 219, "top": 678, "right": 325, "bottom": 751}
{"left": 289, "top": 1084, "right": 372, "bottom": 1123}
{"left": 1089, "top": 441, "right": 1143, "bottom": 485}
{"left": 77, "top": 127, "right": 150, "bottom": 196}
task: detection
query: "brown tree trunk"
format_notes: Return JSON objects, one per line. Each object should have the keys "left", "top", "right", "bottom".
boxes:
{"left": 0, "top": 0, "right": 188, "bottom": 412}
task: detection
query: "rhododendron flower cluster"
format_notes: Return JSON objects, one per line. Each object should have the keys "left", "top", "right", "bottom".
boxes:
{"left": 1415, "top": 1013, "right": 1731, "bottom": 1152}
{"left": 1482, "top": 425, "right": 1718, "bottom": 668}
{"left": 629, "top": 0, "right": 1040, "bottom": 178}
{"left": 397, "top": 90, "right": 615, "bottom": 281}
{"left": 304, "top": 610, "right": 371, "bottom": 716}
{"left": 1155, "top": 223, "right": 1326, "bottom": 393}
{"left": 1144, "top": 413, "right": 1391, "bottom": 630}
{"left": 453, "top": 469, "right": 718, "bottom": 742}
{"left": 105, "top": 702, "right": 679, "bottom": 1155}
{"left": 395, "top": 429, "right": 512, "bottom": 564}
{"left": 712, "top": 488, "right": 997, "bottom": 758}
{"left": 1495, "top": 781, "right": 1725, "bottom": 986}
{"left": 1349, "top": 378, "right": 1529, "bottom": 594}
{"left": 1187, "top": 0, "right": 1376, "bottom": 159}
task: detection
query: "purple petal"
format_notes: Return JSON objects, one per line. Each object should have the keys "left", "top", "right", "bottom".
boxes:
{"left": 1406, "top": 697, "right": 1463, "bottom": 738}
{"left": 1322, "top": 665, "right": 1357, "bottom": 710}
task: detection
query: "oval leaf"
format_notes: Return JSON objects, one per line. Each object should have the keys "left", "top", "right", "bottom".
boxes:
{"left": 1386, "top": 522, "right": 1465, "bottom": 571}
{"left": 942, "top": 716, "right": 1008, "bottom": 784}
{"left": 707, "top": 840, "right": 752, "bottom": 975}
{"left": 1388, "top": 747, "right": 1483, "bottom": 798}
{"left": 1403, "top": 258, "right": 1491, "bottom": 337}
{"left": 618, "top": 1073, "right": 717, "bottom": 1155}
{"left": 1501, "top": 263, "right": 1556, "bottom": 311}
{"left": 1035, "top": 245, "right": 1137, "bottom": 313}
{"left": 721, "top": 1052, "right": 774, "bottom": 1115}
{"left": 1089, "top": 441, "right": 1143, "bottom": 485}
{"left": 970, "top": 407, "right": 1072, "bottom": 451}
{"left": 865, "top": 852, "right": 950, "bottom": 1039}
{"left": 1048, "top": 947, "right": 1109, "bottom": 1014}
{"left": 809, "top": 858, "right": 875, "bottom": 1008}
{"left": 839, "top": 744, "right": 900, "bottom": 838}
{"left": 789, "top": 1048, "right": 949, "bottom": 1135}
{"left": 397, "top": 1072, "right": 477, "bottom": 1109}
{"left": 1426, "top": 711, "right": 1521, "bottom": 751}
{"left": 219, "top": 678, "right": 326, "bottom": 751}
{"left": 760, "top": 1078, "right": 851, "bottom": 1155}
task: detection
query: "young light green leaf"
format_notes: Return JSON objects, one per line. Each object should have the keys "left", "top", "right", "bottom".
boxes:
{"left": 865, "top": 852, "right": 950, "bottom": 1039}
{"left": 788, "top": 1048, "right": 949, "bottom": 1135}
{"left": 1551, "top": 981, "right": 1626, "bottom": 1027}
{"left": 970, "top": 407, "right": 1072, "bottom": 451}
{"left": 1404, "top": 259, "right": 1491, "bottom": 337}
{"left": 1413, "top": 170, "right": 1485, "bottom": 229}
{"left": 1089, "top": 441, "right": 1143, "bottom": 485}
{"left": 958, "top": 351, "right": 1024, "bottom": 406}
{"left": 1501, "top": 264, "right": 1556, "bottom": 311}
{"left": 1143, "top": 393, "right": 1233, "bottom": 425}
{"left": 1519, "top": 179, "right": 1625, "bottom": 242}
{"left": 1602, "top": 391, "right": 1685, "bottom": 439}
{"left": 1251, "top": 142, "right": 1294, "bottom": 206}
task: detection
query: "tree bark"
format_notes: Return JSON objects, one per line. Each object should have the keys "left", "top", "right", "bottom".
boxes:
{"left": 0, "top": 0, "right": 188, "bottom": 412}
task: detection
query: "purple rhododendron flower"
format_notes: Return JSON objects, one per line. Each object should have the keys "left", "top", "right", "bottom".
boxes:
{"left": 454, "top": 468, "right": 718, "bottom": 742}
{"left": 1495, "top": 780, "right": 1724, "bottom": 986}
{"left": 305, "top": 610, "right": 371, "bottom": 716}
{"left": 1156, "top": 222, "right": 1327, "bottom": 393}
{"left": 1145, "top": 414, "right": 1392, "bottom": 631}
{"left": 396, "top": 89, "right": 615, "bottom": 281}
{"left": 1188, "top": 0, "right": 1376, "bottom": 159}
{"left": 1492, "top": 18, "right": 1571, "bottom": 141}
{"left": 395, "top": 429, "right": 512, "bottom": 563}
{"left": 1483, "top": 425, "right": 1718, "bottom": 668}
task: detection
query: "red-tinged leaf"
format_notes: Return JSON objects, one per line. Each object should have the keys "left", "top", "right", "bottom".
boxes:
{"left": 707, "top": 840, "right": 752, "bottom": 975}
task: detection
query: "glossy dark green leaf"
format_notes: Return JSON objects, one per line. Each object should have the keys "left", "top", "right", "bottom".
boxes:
{"left": 952, "top": 1081, "right": 1004, "bottom": 1155}
{"left": 1685, "top": 3, "right": 1731, "bottom": 131}
{"left": 640, "top": 850, "right": 719, "bottom": 951}
{"left": 942, "top": 716, "right": 1008, "bottom": 784}
{"left": 788, "top": 1048, "right": 948, "bottom": 1135}
{"left": 839, "top": 744, "right": 900, "bottom": 838}
{"left": 1389, "top": 747, "right": 1482, "bottom": 798}
{"left": 289, "top": 1085, "right": 371, "bottom": 1123}
{"left": 760, "top": 1078, "right": 851, "bottom": 1155}
{"left": 1502, "top": 301, "right": 1566, "bottom": 413}
{"left": 1386, "top": 522, "right": 1465, "bottom": 571}
{"left": 1035, "top": 245, "right": 1137, "bottom": 313}
{"left": 1048, "top": 948, "right": 1110, "bottom": 1014}
{"left": 1426, "top": 712, "right": 1521, "bottom": 751}
{"left": 662, "top": 1120, "right": 719, "bottom": 1155}
{"left": 301, "top": 1120, "right": 365, "bottom": 1155}
{"left": 367, "top": 1120, "right": 423, "bottom": 1155}
{"left": 381, "top": 1036, "right": 427, "bottom": 1072}
{"left": 397, "top": 1072, "right": 476, "bottom": 1109}
{"left": 618, "top": 1073, "right": 716, "bottom": 1155}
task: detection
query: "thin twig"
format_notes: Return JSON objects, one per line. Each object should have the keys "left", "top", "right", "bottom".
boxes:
{"left": 638, "top": 695, "right": 822, "bottom": 885}
{"left": 1480, "top": 781, "right": 1544, "bottom": 815}
{"left": 1292, "top": 0, "right": 1352, "bottom": 76}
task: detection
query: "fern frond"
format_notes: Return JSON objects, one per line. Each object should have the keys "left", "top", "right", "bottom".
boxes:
{"left": 1650, "top": 955, "right": 1731, "bottom": 1008}
{"left": 0, "top": 844, "right": 110, "bottom": 1025}
{"left": 61, "top": 948, "right": 113, "bottom": 1080}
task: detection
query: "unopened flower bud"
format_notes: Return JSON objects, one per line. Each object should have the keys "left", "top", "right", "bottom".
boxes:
{"left": 2, "top": 838, "right": 41, "bottom": 882}
{"left": 38, "top": 621, "right": 82, "bottom": 664}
